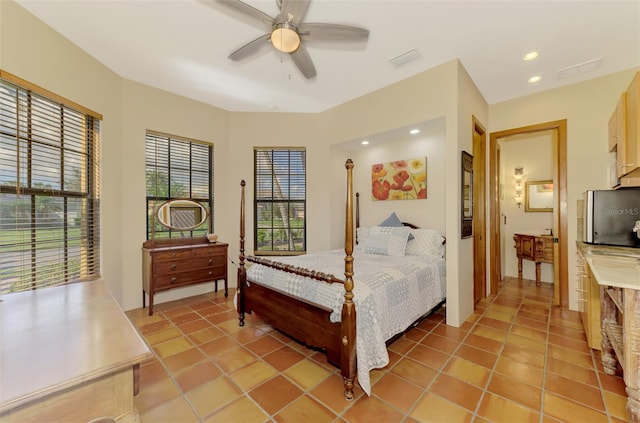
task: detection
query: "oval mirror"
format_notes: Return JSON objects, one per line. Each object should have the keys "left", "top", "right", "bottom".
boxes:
{"left": 156, "top": 199, "right": 208, "bottom": 230}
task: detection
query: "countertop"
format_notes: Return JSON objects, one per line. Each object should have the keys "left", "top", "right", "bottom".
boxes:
{"left": 0, "top": 281, "right": 152, "bottom": 413}
{"left": 577, "top": 242, "right": 640, "bottom": 289}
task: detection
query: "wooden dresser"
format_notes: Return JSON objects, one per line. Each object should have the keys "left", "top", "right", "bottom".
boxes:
{"left": 142, "top": 237, "right": 228, "bottom": 315}
{"left": 513, "top": 233, "right": 554, "bottom": 286}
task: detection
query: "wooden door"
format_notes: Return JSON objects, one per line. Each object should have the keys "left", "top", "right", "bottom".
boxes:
{"left": 472, "top": 117, "right": 487, "bottom": 304}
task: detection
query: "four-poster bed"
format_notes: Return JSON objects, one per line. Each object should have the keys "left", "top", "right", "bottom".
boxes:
{"left": 236, "top": 159, "right": 446, "bottom": 399}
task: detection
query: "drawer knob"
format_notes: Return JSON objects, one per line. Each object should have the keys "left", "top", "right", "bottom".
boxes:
{"left": 171, "top": 264, "right": 177, "bottom": 270}
{"left": 170, "top": 277, "right": 177, "bottom": 284}
{"left": 208, "top": 259, "right": 213, "bottom": 264}
{"left": 208, "top": 271, "right": 213, "bottom": 275}
{"left": 171, "top": 252, "right": 176, "bottom": 257}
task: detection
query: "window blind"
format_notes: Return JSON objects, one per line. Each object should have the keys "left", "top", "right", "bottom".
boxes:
{"left": 145, "top": 132, "right": 213, "bottom": 239}
{"left": 0, "top": 75, "right": 101, "bottom": 294}
{"left": 254, "top": 148, "right": 306, "bottom": 254}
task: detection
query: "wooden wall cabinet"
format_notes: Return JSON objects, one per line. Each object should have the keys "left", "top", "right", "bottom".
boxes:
{"left": 609, "top": 71, "right": 640, "bottom": 187}
{"left": 576, "top": 251, "right": 602, "bottom": 350}
{"left": 142, "top": 238, "right": 228, "bottom": 315}
{"left": 609, "top": 93, "right": 627, "bottom": 178}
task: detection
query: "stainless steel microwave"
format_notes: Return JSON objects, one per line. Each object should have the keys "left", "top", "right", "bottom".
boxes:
{"left": 583, "top": 189, "right": 640, "bottom": 248}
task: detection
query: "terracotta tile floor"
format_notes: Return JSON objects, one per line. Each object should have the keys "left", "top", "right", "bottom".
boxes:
{"left": 126, "top": 277, "right": 630, "bottom": 422}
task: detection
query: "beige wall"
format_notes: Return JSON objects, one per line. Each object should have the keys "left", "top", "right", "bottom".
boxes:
{"left": 120, "top": 80, "right": 231, "bottom": 308}
{"left": 489, "top": 68, "right": 640, "bottom": 309}
{"left": 332, "top": 119, "right": 447, "bottom": 234}
{"left": 1, "top": 0, "right": 127, "bottom": 300}
{"left": 0, "top": 0, "right": 494, "bottom": 326}
{"left": 318, "top": 60, "right": 488, "bottom": 326}
{"left": 456, "top": 61, "right": 489, "bottom": 319}
{"left": 4, "top": 0, "right": 634, "bottom": 325}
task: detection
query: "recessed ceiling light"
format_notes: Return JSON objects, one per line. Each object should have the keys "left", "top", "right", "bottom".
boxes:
{"left": 409, "top": 129, "right": 420, "bottom": 135}
{"left": 523, "top": 51, "right": 539, "bottom": 61}
{"left": 528, "top": 75, "right": 542, "bottom": 83}
{"left": 361, "top": 140, "right": 369, "bottom": 145}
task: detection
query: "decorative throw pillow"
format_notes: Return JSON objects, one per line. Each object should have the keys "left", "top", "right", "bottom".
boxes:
{"left": 378, "top": 212, "right": 414, "bottom": 240}
{"left": 361, "top": 226, "right": 411, "bottom": 256}
{"left": 405, "top": 229, "right": 446, "bottom": 257}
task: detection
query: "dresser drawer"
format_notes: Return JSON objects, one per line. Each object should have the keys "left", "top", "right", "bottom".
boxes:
{"left": 193, "top": 246, "right": 227, "bottom": 258}
{"left": 153, "top": 248, "right": 194, "bottom": 261}
{"left": 155, "top": 266, "right": 226, "bottom": 289}
{"left": 155, "top": 255, "right": 225, "bottom": 274}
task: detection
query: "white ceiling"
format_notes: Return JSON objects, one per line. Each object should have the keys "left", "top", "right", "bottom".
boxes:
{"left": 15, "top": 0, "right": 640, "bottom": 113}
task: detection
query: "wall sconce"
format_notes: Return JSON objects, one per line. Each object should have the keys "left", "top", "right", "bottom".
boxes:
{"left": 514, "top": 167, "right": 524, "bottom": 207}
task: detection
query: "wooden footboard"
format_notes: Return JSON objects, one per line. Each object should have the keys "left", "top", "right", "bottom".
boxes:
{"left": 242, "top": 281, "right": 343, "bottom": 365}
{"left": 237, "top": 159, "right": 357, "bottom": 400}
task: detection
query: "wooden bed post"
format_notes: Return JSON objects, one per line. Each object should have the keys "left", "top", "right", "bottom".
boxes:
{"left": 355, "top": 192, "right": 360, "bottom": 230}
{"left": 355, "top": 193, "right": 360, "bottom": 244}
{"left": 342, "top": 159, "right": 356, "bottom": 400}
{"left": 238, "top": 180, "right": 246, "bottom": 327}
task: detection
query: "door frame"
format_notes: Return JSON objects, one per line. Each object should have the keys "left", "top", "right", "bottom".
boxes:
{"left": 489, "top": 120, "right": 568, "bottom": 307}
{"left": 472, "top": 116, "right": 486, "bottom": 303}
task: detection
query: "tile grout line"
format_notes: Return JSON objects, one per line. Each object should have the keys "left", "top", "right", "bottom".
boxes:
{"left": 472, "top": 279, "right": 534, "bottom": 421}
{"left": 539, "top": 281, "right": 553, "bottom": 423}
{"left": 138, "top": 296, "right": 267, "bottom": 422}
{"left": 590, "top": 347, "right": 615, "bottom": 423}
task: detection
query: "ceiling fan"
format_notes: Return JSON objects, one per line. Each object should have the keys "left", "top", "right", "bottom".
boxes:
{"left": 213, "top": 0, "right": 369, "bottom": 79}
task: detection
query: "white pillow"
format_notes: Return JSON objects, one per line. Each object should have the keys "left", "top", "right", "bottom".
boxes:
{"left": 361, "top": 226, "right": 411, "bottom": 256}
{"left": 356, "top": 226, "right": 370, "bottom": 245}
{"left": 406, "top": 229, "right": 445, "bottom": 257}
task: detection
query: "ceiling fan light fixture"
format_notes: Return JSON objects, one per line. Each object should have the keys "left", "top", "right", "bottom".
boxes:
{"left": 271, "top": 23, "right": 300, "bottom": 53}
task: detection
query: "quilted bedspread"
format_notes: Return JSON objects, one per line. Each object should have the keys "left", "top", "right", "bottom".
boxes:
{"left": 243, "top": 249, "right": 446, "bottom": 395}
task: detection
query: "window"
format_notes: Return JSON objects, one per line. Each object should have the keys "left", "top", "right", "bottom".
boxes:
{"left": 254, "top": 148, "right": 306, "bottom": 254}
{"left": 0, "top": 71, "right": 101, "bottom": 294}
{"left": 145, "top": 132, "right": 213, "bottom": 239}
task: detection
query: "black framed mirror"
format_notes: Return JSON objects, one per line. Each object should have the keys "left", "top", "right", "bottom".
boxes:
{"left": 461, "top": 151, "right": 473, "bottom": 239}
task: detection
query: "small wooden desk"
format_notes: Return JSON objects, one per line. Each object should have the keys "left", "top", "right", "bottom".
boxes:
{"left": 0, "top": 281, "right": 152, "bottom": 422}
{"left": 513, "top": 233, "right": 554, "bottom": 286}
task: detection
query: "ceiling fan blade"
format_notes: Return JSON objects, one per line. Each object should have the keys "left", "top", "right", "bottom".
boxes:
{"left": 228, "top": 34, "right": 271, "bottom": 61}
{"left": 278, "top": 0, "right": 310, "bottom": 25}
{"left": 215, "top": 0, "right": 274, "bottom": 27}
{"left": 290, "top": 42, "right": 316, "bottom": 79}
{"left": 298, "top": 23, "right": 369, "bottom": 42}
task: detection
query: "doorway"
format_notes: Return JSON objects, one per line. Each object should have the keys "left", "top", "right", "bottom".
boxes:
{"left": 489, "top": 120, "right": 568, "bottom": 307}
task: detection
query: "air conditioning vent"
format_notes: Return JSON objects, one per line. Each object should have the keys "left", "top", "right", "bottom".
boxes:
{"left": 557, "top": 57, "right": 602, "bottom": 80}
{"left": 388, "top": 49, "right": 420, "bottom": 67}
